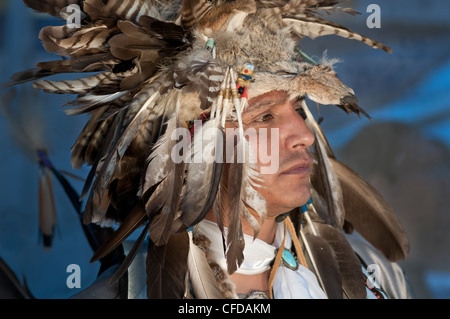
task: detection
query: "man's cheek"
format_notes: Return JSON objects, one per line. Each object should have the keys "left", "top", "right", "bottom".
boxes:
{"left": 256, "top": 128, "right": 280, "bottom": 175}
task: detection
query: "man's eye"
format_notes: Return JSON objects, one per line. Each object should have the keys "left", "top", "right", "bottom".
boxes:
{"left": 295, "top": 107, "right": 307, "bottom": 120}
{"left": 256, "top": 113, "right": 273, "bottom": 122}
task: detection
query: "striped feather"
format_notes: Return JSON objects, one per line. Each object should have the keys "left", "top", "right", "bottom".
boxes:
{"left": 284, "top": 16, "right": 391, "bottom": 53}
{"left": 173, "top": 54, "right": 224, "bottom": 110}
{"left": 65, "top": 91, "right": 131, "bottom": 116}
{"left": 70, "top": 110, "right": 112, "bottom": 169}
{"left": 33, "top": 69, "right": 134, "bottom": 95}
{"left": 181, "top": 0, "right": 213, "bottom": 28}
{"left": 256, "top": 0, "right": 391, "bottom": 52}
{"left": 5, "top": 54, "right": 120, "bottom": 87}
{"left": 100, "top": 0, "right": 157, "bottom": 23}
{"left": 39, "top": 23, "right": 116, "bottom": 58}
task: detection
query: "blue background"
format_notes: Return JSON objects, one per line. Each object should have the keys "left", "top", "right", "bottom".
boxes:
{"left": 0, "top": 0, "right": 449, "bottom": 298}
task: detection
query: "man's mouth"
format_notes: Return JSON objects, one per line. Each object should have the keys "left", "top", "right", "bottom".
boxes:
{"left": 281, "top": 161, "right": 312, "bottom": 176}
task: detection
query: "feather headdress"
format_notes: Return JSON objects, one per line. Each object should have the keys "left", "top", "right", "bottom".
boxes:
{"left": 8, "top": 0, "right": 409, "bottom": 298}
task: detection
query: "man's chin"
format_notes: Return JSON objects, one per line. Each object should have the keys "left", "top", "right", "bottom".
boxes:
{"left": 290, "top": 189, "right": 312, "bottom": 211}
{"left": 266, "top": 191, "right": 311, "bottom": 218}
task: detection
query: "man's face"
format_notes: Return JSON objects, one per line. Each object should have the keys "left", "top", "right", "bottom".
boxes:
{"left": 239, "top": 90, "right": 315, "bottom": 217}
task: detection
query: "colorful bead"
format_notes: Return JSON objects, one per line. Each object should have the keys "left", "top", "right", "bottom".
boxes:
{"left": 206, "top": 38, "right": 215, "bottom": 51}
{"left": 236, "top": 62, "right": 254, "bottom": 97}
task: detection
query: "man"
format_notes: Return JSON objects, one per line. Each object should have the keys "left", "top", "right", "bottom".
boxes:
{"left": 198, "top": 90, "right": 319, "bottom": 298}
{"left": 9, "top": 0, "right": 411, "bottom": 299}
{"left": 188, "top": 90, "right": 412, "bottom": 299}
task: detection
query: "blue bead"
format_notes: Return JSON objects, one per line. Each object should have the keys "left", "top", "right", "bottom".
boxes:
{"left": 282, "top": 249, "right": 298, "bottom": 270}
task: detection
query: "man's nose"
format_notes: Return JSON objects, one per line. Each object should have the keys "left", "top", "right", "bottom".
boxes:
{"left": 282, "top": 108, "right": 315, "bottom": 150}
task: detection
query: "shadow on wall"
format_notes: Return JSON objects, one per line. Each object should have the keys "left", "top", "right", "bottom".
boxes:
{"left": 337, "top": 121, "right": 450, "bottom": 298}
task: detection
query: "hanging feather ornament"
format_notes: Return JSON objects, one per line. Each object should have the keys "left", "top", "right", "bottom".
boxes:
{"left": 1, "top": 89, "right": 82, "bottom": 249}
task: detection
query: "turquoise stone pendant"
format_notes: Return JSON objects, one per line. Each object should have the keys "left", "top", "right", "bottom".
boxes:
{"left": 281, "top": 249, "right": 299, "bottom": 271}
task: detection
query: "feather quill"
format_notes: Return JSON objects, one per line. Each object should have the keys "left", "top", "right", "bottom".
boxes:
{"left": 230, "top": 70, "right": 267, "bottom": 230}
{"left": 301, "top": 98, "right": 334, "bottom": 158}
